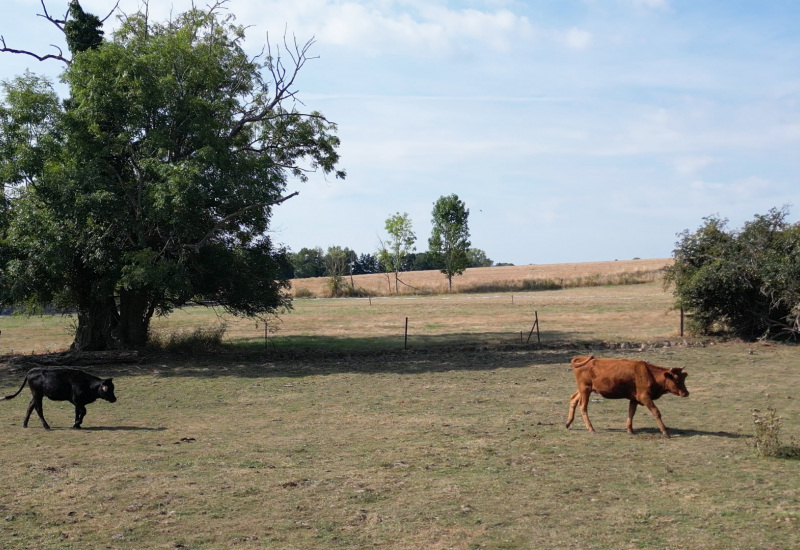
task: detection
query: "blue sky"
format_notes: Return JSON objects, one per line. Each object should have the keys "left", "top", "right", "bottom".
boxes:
{"left": 3, "top": 0, "right": 800, "bottom": 265}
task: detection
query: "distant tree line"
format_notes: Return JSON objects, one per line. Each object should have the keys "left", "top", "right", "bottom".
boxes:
{"left": 287, "top": 246, "right": 495, "bottom": 279}
{"left": 287, "top": 194, "right": 501, "bottom": 283}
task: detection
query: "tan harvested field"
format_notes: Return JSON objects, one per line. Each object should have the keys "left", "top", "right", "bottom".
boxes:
{"left": 291, "top": 258, "right": 672, "bottom": 297}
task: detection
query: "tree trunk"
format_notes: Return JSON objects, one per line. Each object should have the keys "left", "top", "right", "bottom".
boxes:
{"left": 72, "top": 297, "right": 119, "bottom": 351}
{"left": 118, "top": 288, "right": 154, "bottom": 348}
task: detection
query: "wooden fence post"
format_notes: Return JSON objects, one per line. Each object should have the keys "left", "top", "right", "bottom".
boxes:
{"left": 526, "top": 311, "right": 540, "bottom": 345}
{"left": 404, "top": 317, "right": 409, "bottom": 350}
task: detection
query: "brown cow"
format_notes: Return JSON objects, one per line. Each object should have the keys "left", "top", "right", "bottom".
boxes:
{"left": 566, "top": 355, "right": 689, "bottom": 438}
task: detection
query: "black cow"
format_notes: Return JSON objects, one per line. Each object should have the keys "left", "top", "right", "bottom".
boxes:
{"left": 3, "top": 367, "right": 117, "bottom": 429}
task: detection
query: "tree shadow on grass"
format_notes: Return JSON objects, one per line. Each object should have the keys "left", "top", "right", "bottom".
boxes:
{"left": 0, "top": 328, "right": 692, "bottom": 381}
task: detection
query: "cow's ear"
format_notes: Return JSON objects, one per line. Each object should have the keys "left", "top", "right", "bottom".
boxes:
{"left": 664, "top": 371, "right": 675, "bottom": 381}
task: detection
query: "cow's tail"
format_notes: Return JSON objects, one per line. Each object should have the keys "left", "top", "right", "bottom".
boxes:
{"left": 571, "top": 355, "right": 594, "bottom": 368}
{"left": 3, "top": 372, "right": 30, "bottom": 400}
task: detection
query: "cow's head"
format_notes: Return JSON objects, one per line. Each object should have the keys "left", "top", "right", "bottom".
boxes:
{"left": 663, "top": 368, "right": 689, "bottom": 397}
{"left": 100, "top": 379, "right": 117, "bottom": 403}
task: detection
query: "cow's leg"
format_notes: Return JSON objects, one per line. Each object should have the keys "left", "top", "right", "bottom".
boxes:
{"left": 627, "top": 400, "right": 638, "bottom": 435}
{"left": 73, "top": 404, "right": 87, "bottom": 429}
{"left": 566, "top": 391, "right": 580, "bottom": 428}
{"left": 641, "top": 398, "right": 670, "bottom": 438}
{"left": 578, "top": 388, "right": 595, "bottom": 432}
{"left": 23, "top": 398, "right": 35, "bottom": 428}
{"left": 27, "top": 394, "right": 50, "bottom": 430}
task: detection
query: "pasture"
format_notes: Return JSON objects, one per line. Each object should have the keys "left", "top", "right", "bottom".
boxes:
{"left": 1, "top": 261, "right": 799, "bottom": 549}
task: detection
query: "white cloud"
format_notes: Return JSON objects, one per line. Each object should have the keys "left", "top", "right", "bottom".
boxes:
{"left": 226, "top": 0, "right": 537, "bottom": 57}
{"left": 563, "top": 27, "right": 593, "bottom": 50}
{"left": 689, "top": 177, "right": 771, "bottom": 203}
{"left": 674, "top": 156, "right": 715, "bottom": 176}
{"left": 627, "top": 0, "right": 669, "bottom": 9}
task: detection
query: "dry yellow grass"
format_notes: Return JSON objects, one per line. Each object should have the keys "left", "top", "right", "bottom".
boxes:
{"left": 0, "top": 258, "right": 676, "bottom": 355}
{"left": 292, "top": 258, "right": 672, "bottom": 297}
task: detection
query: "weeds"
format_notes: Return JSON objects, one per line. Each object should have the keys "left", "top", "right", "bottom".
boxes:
{"left": 148, "top": 324, "right": 227, "bottom": 353}
{"left": 294, "top": 287, "right": 316, "bottom": 299}
{"left": 751, "top": 406, "right": 800, "bottom": 459}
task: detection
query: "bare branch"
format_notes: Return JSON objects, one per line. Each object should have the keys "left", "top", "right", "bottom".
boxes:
{"left": 37, "top": 0, "right": 67, "bottom": 30}
{"left": 101, "top": 1, "right": 122, "bottom": 23}
{"left": 1, "top": 1, "right": 73, "bottom": 65}
{"left": 227, "top": 34, "right": 318, "bottom": 141}
{"left": 187, "top": 191, "right": 300, "bottom": 251}
{"left": 0, "top": 36, "right": 70, "bottom": 64}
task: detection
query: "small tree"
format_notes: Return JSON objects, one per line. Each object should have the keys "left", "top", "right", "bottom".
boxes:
{"left": 379, "top": 212, "right": 416, "bottom": 293}
{"left": 324, "top": 245, "right": 354, "bottom": 297}
{"left": 428, "top": 194, "right": 471, "bottom": 290}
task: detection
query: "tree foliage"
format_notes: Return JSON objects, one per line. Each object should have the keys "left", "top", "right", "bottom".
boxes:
{"left": 290, "top": 247, "right": 326, "bottom": 278}
{"left": 467, "top": 248, "right": 493, "bottom": 268}
{"left": 428, "top": 194, "right": 471, "bottom": 290}
{"left": 379, "top": 212, "right": 416, "bottom": 293}
{"left": 0, "top": 2, "right": 344, "bottom": 349}
{"left": 352, "top": 252, "right": 381, "bottom": 275}
{"left": 664, "top": 207, "right": 800, "bottom": 340}
{"left": 64, "top": 0, "right": 104, "bottom": 53}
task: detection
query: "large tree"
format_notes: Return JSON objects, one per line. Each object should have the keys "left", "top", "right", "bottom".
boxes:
{"left": 0, "top": 1, "right": 344, "bottom": 350}
{"left": 428, "top": 194, "right": 471, "bottom": 291}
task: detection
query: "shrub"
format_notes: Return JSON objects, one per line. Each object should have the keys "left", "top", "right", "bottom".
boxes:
{"left": 752, "top": 406, "right": 800, "bottom": 459}
{"left": 148, "top": 324, "right": 227, "bottom": 353}
{"left": 665, "top": 208, "right": 800, "bottom": 340}
{"left": 294, "top": 287, "right": 316, "bottom": 299}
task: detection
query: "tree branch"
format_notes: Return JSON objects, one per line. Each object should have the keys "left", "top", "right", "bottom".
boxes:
{"left": 0, "top": 36, "right": 70, "bottom": 64}
{"left": 0, "top": 1, "right": 72, "bottom": 64}
{"left": 227, "top": 34, "right": 318, "bottom": 141}
{"left": 101, "top": 1, "right": 122, "bottom": 23}
{"left": 187, "top": 191, "right": 300, "bottom": 251}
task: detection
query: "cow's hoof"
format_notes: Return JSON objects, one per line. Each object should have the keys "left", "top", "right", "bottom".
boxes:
{"left": 72, "top": 424, "right": 82, "bottom": 429}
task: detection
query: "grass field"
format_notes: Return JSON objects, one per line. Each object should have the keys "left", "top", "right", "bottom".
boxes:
{"left": 1, "top": 259, "right": 799, "bottom": 549}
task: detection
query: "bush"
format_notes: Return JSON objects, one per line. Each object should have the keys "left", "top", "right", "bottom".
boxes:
{"left": 752, "top": 406, "right": 800, "bottom": 459}
{"left": 294, "top": 287, "right": 316, "bottom": 299}
{"left": 665, "top": 208, "right": 800, "bottom": 340}
{"left": 148, "top": 324, "right": 227, "bottom": 353}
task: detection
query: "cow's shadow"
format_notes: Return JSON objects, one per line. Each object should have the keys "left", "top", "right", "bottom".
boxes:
{"left": 68, "top": 426, "right": 167, "bottom": 432}
{"left": 603, "top": 427, "right": 745, "bottom": 439}
{"left": 669, "top": 428, "right": 745, "bottom": 439}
